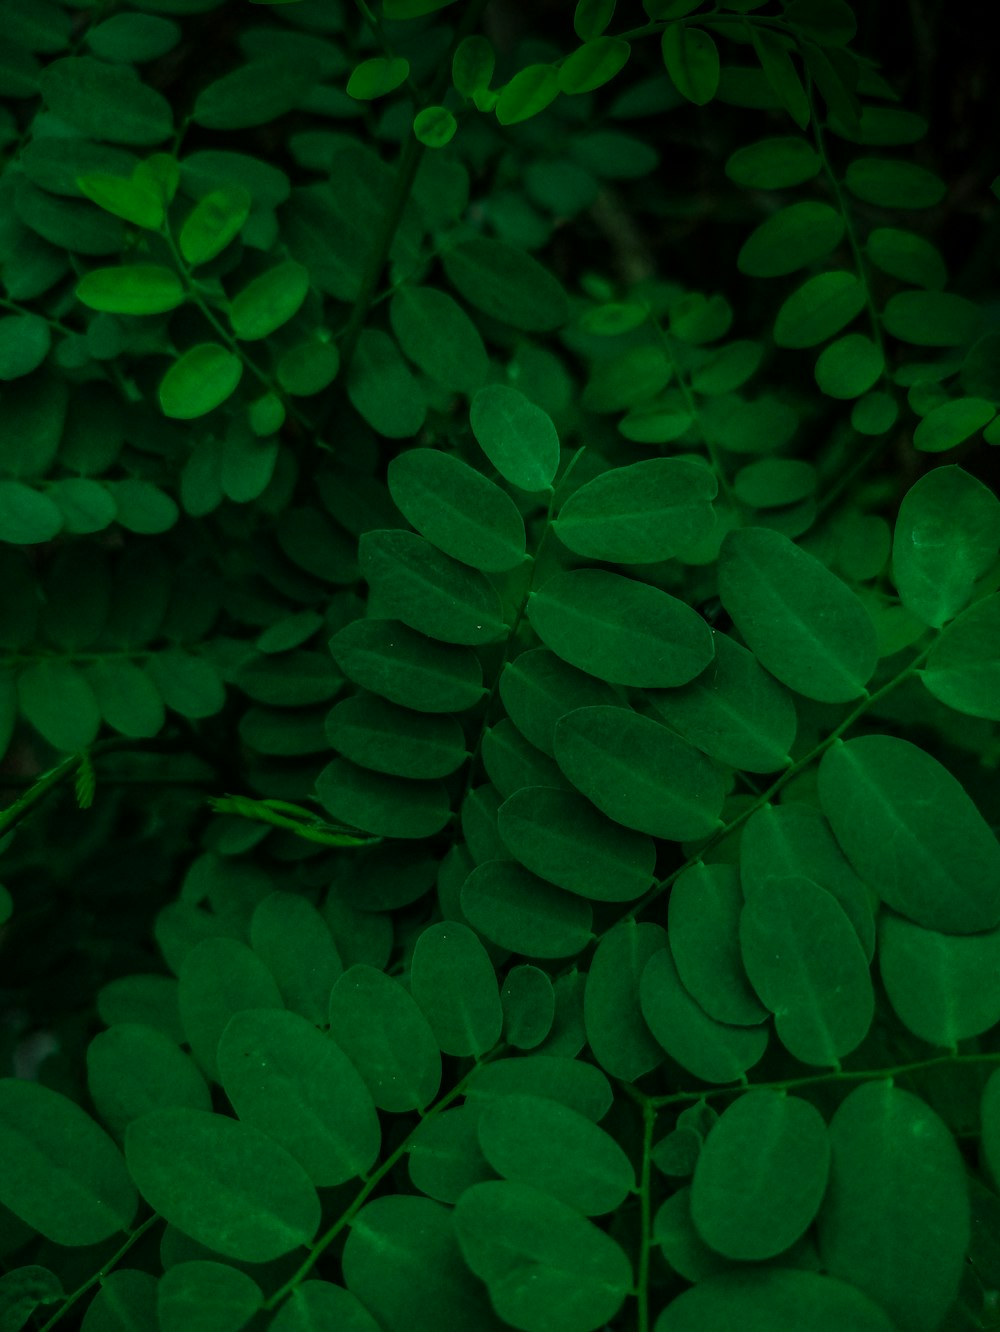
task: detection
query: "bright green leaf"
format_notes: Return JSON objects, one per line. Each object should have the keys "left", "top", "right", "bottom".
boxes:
{"left": 558, "top": 38, "right": 630, "bottom": 95}
{"left": 814, "top": 332, "right": 884, "bottom": 398}
{"left": 496, "top": 64, "right": 561, "bottom": 125}
{"left": 75, "top": 172, "right": 164, "bottom": 228}
{"left": 913, "top": 396, "right": 995, "bottom": 452}
{"left": 179, "top": 184, "right": 251, "bottom": 266}
{"left": 76, "top": 265, "right": 185, "bottom": 315}
{"left": 347, "top": 56, "right": 409, "bottom": 100}
{"left": 229, "top": 261, "right": 309, "bottom": 341}
{"left": 412, "top": 105, "right": 457, "bottom": 147}
{"left": 158, "top": 343, "right": 243, "bottom": 419}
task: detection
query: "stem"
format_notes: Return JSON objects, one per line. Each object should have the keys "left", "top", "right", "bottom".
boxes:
{"left": 36, "top": 1215, "right": 160, "bottom": 1332}
{"left": 636, "top": 1096, "right": 655, "bottom": 1332}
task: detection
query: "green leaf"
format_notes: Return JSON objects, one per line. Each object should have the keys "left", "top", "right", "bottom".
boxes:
{"left": 86, "top": 13, "right": 181, "bottom": 63}
{"left": 574, "top": 0, "right": 616, "bottom": 39}
{"left": 78, "top": 1269, "right": 157, "bottom": 1330}
{"left": 346, "top": 328, "right": 426, "bottom": 439}
{"left": 477, "top": 1093, "right": 633, "bottom": 1215}
{"left": 882, "top": 290, "right": 982, "bottom": 346}
{"left": 452, "top": 34, "right": 495, "bottom": 97}
{"left": 157, "top": 1262, "right": 262, "bottom": 1332}
{"left": 553, "top": 705, "right": 727, "bottom": 841}
{"left": 250, "top": 891, "right": 342, "bottom": 1023}
{"left": 639, "top": 946, "right": 769, "bottom": 1084}
{"left": 913, "top": 395, "right": 995, "bottom": 452}
{"left": 325, "top": 694, "right": 467, "bottom": 778}
{"left": 145, "top": 649, "right": 225, "bottom": 718}
{"left": 412, "top": 105, "right": 457, "bottom": 148}
{"left": 75, "top": 172, "right": 163, "bottom": 229}
{"left": 497, "top": 784, "right": 656, "bottom": 901}
{"left": 87, "top": 1023, "right": 211, "bottom": 1136}
{"left": 661, "top": 24, "right": 719, "bottom": 105}
{"left": 496, "top": 64, "right": 561, "bottom": 126}
{"left": 86, "top": 660, "right": 165, "bottom": 738}
{"left": 666, "top": 863, "right": 769, "bottom": 1025}
{"left": 748, "top": 27, "right": 809, "bottom": 128}
{"left": 158, "top": 343, "right": 242, "bottom": 419}
{"left": 0, "top": 313, "right": 50, "bottom": 380}
{"left": 464, "top": 1054, "right": 612, "bottom": 1124}
{"left": 327, "top": 964, "right": 441, "bottom": 1112}
{"left": 773, "top": 271, "right": 866, "bottom": 348}
{"left": 920, "top": 592, "right": 1000, "bottom": 719}
{"left": 125, "top": 1107, "right": 320, "bottom": 1262}
{"left": 76, "top": 264, "right": 185, "bottom": 314}
{"left": 358, "top": 529, "right": 505, "bottom": 645}
{"left": 816, "top": 1081, "right": 969, "bottom": 1332}
{"left": 328, "top": 618, "right": 484, "bottom": 714}
{"left": 718, "top": 526, "right": 878, "bottom": 702}
{"left": 817, "top": 733, "right": 1000, "bottom": 934}
{"left": 879, "top": 909, "right": 1000, "bottom": 1047}
{"left": 725, "top": 136, "right": 821, "bottom": 189}
{"left": 343, "top": 1195, "right": 500, "bottom": 1332}
{"left": 407, "top": 1106, "right": 493, "bottom": 1204}
{"left": 228, "top": 261, "right": 309, "bottom": 341}
{"left": 179, "top": 184, "right": 251, "bottom": 266}
{"left": 552, "top": 458, "right": 716, "bottom": 562}
{"left": 527, "top": 569, "right": 715, "bottom": 687}
{"left": 386, "top": 449, "right": 526, "bottom": 572}
{"left": 0, "top": 1079, "right": 137, "bottom": 1245}
{"left": 469, "top": 384, "right": 561, "bottom": 492}
{"left": 866, "top": 226, "right": 947, "bottom": 289}
{"left": 814, "top": 332, "right": 884, "bottom": 398}
{"left": 193, "top": 56, "right": 319, "bottom": 128}
{"left": 276, "top": 336, "right": 340, "bottom": 396}
{"left": 501, "top": 967, "right": 556, "bottom": 1049}
{"left": 384, "top": 0, "right": 458, "bottom": 15}
{"left": 740, "top": 802, "right": 875, "bottom": 961}
{"left": 0, "top": 482, "right": 63, "bottom": 544}
{"left": 178, "top": 936, "right": 283, "bottom": 1083}
{"left": 315, "top": 757, "right": 451, "bottom": 840}
{"left": 740, "top": 875, "right": 873, "bottom": 1065}
{"left": 18, "top": 660, "right": 101, "bottom": 751}
{"left": 389, "top": 286, "right": 488, "bottom": 394}
{"left": 737, "top": 201, "right": 844, "bottom": 277}
{"left": 266, "top": 1281, "right": 381, "bottom": 1332}
{"left": 97, "top": 974, "right": 183, "bottom": 1045}
{"left": 647, "top": 629, "right": 797, "bottom": 773}
{"left": 347, "top": 56, "right": 409, "bottom": 100}
{"left": 584, "top": 921, "right": 667, "bottom": 1081}
{"left": 461, "top": 859, "right": 595, "bottom": 959}
{"left": 499, "top": 648, "right": 620, "bottom": 759}
{"left": 890, "top": 465, "right": 1000, "bottom": 627}
{"left": 410, "top": 921, "right": 502, "bottom": 1058}
{"left": 657, "top": 1268, "right": 898, "bottom": 1331}
{"left": 691, "top": 1091, "right": 830, "bottom": 1259}
{"left": 558, "top": 37, "right": 630, "bottom": 95}
{"left": 0, "top": 1266, "right": 63, "bottom": 1331}
{"left": 845, "top": 157, "right": 946, "bottom": 208}
{"left": 443, "top": 238, "right": 569, "bottom": 333}
{"left": 454, "top": 1181, "right": 632, "bottom": 1332}
{"left": 217, "top": 1008, "right": 380, "bottom": 1187}
{"left": 39, "top": 55, "right": 173, "bottom": 144}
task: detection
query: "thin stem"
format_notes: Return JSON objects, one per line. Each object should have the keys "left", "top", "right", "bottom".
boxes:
{"left": 36, "top": 1214, "right": 160, "bottom": 1331}
{"left": 636, "top": 1096, "right": 656, "bottom": 1332}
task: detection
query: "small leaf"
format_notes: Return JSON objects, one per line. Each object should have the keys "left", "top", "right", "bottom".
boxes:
{"left": 18, "top": 660, "right": 100, "bottom": 751}
{"left": 845, "top": 158, "right": 946, "bottom": 209}
{"left": 814, "top": 332, "right": 884, "bottom": 398}
{"left": 389, "top": 285, "right": 488, "bottom": 394}
{"left": 558, "top": 37, "right": 630, "bottom": 95}
{"left": 179, "top": 184, "right": 251, "bottom": 266}
{"left": 749, "top": 26, "right": 809, "bottom": 127}
{"left": 76, "top": 264, "right": 185, "bottom": 314}
{"left": 452, "top": 34, "right": 494, "bottom": 96}
{"left": 738, "top": 202, "right": 844, "bottom": 277}
{"left": 229, "top": 261, "right": 309, "bottom": 341}
{"left": 469, "top": 384, "right": 561, "bottom": 491}
{"left": 866, "top": 226, "right": 947, "bottom": 289}
{"left": 0, "top": 483, "right": 63, "bottom": 544}
{"left": 410, "top": 921, "right": 503, "bottom": 1058}
{"left": 0, "top": 314, "right": 50, "bottom": 380}
{"left": 725, "top": 136, "right": 821, "bottom": 189}
{"left": 882, "top": 290, "right": 982, "bottom": 346}
{"left": 496, "top": 64, "right": 561, "bottom": 125}
{"left": 193, "top": 55, "right": 319, "bottom": 128}
{"left": 443, "top": 238, "right": 569, "bottom": 333}
{"left": 574, "top": 0, "right": 616, "bottom": 41}
{"left": 661, "top": 24, "right": 719, "bottom": 106}
{"left": 912, "top": 396, "right": 995, "bottom": 452}
{"left": 328, "top": 617, "right": 484, "bottom": 714}
{"left": 75, "top": 172, "right": 164, "bottom": 229}
{"left": 158, "top": 343, "right": 243, "bottom": 419}
{"left": 347, "top": 56, "right": 409, "bottom": 101}
{"left": 773, "top": 271, "right": 866, "bottom": 348}
{"left": 412, "top": 105, "right": 457, "bottom": 147}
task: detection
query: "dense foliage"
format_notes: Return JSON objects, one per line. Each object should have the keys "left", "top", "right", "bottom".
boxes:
{"left": 1, "top": 0, "right": 1000, "bottom": 1328}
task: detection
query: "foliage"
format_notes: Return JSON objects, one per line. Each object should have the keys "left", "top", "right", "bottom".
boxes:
{"left": 0, "top": 0, "right": 999, "bottom": 1329}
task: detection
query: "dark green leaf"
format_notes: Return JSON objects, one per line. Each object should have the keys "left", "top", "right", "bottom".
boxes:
{"left": 454, "top": 1181, "right": 632, "bottom": 1332}
{"left": 920, "top": 592, "right": 1000, "bottom": 719}
{"left": 738, "top": 202, "right": 844, "bottom": 277}
{"left": 718, "top": 526, "right": 878, "bottom": 702}
{"left": 410, "top": 922, "right": 503, "bottom": 1058}
{"left": 193, "top": 56, "right": 318, "bottom": 129}
{"left": 866, "top": 226, "right": 947, "bottom": 289}
{"left": 443, "top": 238, "right": 570, "bottom": 333}
{"left": 18, "top": 660, "right": 100, "bottom": 751}
{"left": 725, "top": 136, "right": 821, "bottom": 189}
{"left": 496, "top": 64, "right": 561, "bottom": 126}
{"left": 527, "top": 569, "right": 715, "bottom": 687}
{"left": 558, "top": 37, "right": 630, "bottom": 95}
{"left": 328, "top": 618, "right": 485, "bottom": 713}
{"left": 315, "top": 757, "right": 451, "bottom": 840}
{"left": 814, "top": 333, "right": 884, "bottom": 398}
{"left": 913, "top": 396, "right": 995, "bottom": 452}
{"left": 0, "top": 1079, "right": 136, "bottom": 1245}
{"left": 249, "top": 891, "right": 342, "bottom": 1024}
{"left": 882, "top": 291, "right": 982, "bottom": 346}
{"left": 157, "top": 1262, "right": 262, "bottom": 1332}
{"left": 773, "top": 271, "right": 866, "bottom": 348}
{"left": 87, "top": 1023, "right": 211, "bottom": 1135}
{"left": 178, "top": 936, "right": 283, "bottom": 1083}
{"left": 501, "top": 966, "right": 555, "bottom": 1049}
{"left": 584, "top": 921, "right": 666, "bottom": 1081}
{"left": 499, "top": 648, "right": 621, "bottom": 759}
{"left": 407, "top": 1107, "right": 494, "bottom": 1204}
{"left": 346, "top": 329, "right": 426, "bottom": 439}
{"left": 464, "top": 1054, "right": 612, "bottom": 1124}
{"left": 461, "top": 859, "right": 595, "bottom": 958}
{"left": 125, "top": 1108, "right": 319, "bottom": 1262}
{"left": 217, "top": 1008, "right": 380, "bottom": 1186}
{"left": 159, "top": 343, "right": 242, "bottom": 420}
{"left": 389, "top": 286, "right": 488, "bottom": 394}
{"left": 0, "top": 313, "right": 50, "bottom": 379}
{"left": 325, "top": 693, "right": 467, "bottom": 778}
{"left": 691, "top": 1090, "right": 829, "bottom": 1258}
{"left": 657, "top": 1268, "right": 897, "bottom": 1331}
{"left": 39, "top": 56, "right": 173, "bottom": 144}
{"left": 469, "top": 384, "right": 561, "bottom": 492}
{"left": 0, "top": 482, "right": 64, "bottom": 544}
{"left": 553, "top": 705, "right": 727, "bottom": 840}
{"left": 661, "top": 24, "right": 719, "bottom": 106}
{"left": 845, "top": 157, "right": 946, "bottom": 208}
{"left": 327, "top": 965, "right": 441, "bottom": 1112}
{"left": 816, "top": 1081, "right": 969, "bottom": 1332}
{"left": 387, "top": 449, "right": 526, "bottom": 572}
{"left": 359, "top": 529, "right": 505, "bottom": 645}
{"left": 817, "top": 734, "right": 1000, "bottom": 933}
{"left": 347, "top": 56, "right": 409, "bottom": 100}
{"left": 497, "top": 785, "right": 656, "bottom": 901}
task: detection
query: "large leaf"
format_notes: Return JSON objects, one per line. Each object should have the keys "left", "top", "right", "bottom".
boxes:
{"left": 0, "top": 1079, "right": 137, "bottom": 1246}
{"left": 919, "top": 592, "right": 1000, "bottom": 719}
{"left": 817, "top": 734, "right": 1000, "bottom": 933}
{"left": 125, "top": 1108, "right": 320, "bottom": 1262}
{"left": 816, "top": 1081, "right": 969, "bottom": 1332}
{"left": 718, "top": 527, "right": 878, "bottom": 702}
{"left": 656, "top": 1269, "right": 897, "bottom": 1332}
{"left": 690, "top": 1091, "right": 830, "bottom": 1259}
{"left": 527, "top": 569, "right": 715, "bottom": 687}
{"left": 76, "top": 264, "right": 185, "bottom": 314}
